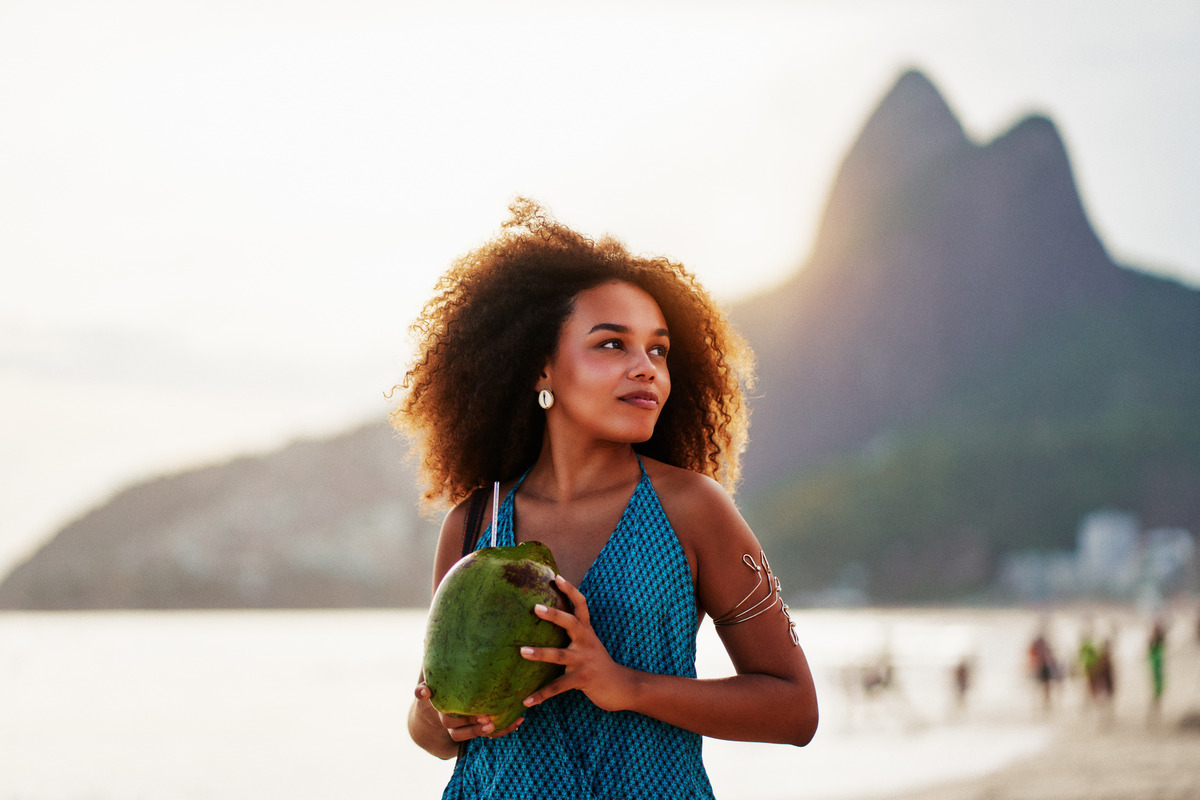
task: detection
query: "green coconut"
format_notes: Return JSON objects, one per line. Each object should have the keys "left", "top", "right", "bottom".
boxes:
{"left": 422, "top": 541, "right": 571, "bottom": 729}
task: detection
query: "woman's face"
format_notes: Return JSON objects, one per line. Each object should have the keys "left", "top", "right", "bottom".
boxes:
{"left": 541, "top": 281, "right": 671, "bottom": 445}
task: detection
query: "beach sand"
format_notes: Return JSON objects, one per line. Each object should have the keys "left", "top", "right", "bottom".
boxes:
{"left": 873, "top": 629, "right": 1200, "bottom": 800}
{"left": 877, "top": 715, "right": 1200, "bottom": 800}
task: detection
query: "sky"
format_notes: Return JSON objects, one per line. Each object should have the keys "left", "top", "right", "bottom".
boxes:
{"left": 2, "top": 0, "right": 1199, "bottom": 577}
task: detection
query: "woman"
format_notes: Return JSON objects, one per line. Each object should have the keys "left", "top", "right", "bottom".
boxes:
{"left": 394, "top": 200, "right": 818, "bottom": 799}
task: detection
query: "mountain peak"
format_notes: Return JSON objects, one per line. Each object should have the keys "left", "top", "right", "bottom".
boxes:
{"left": 809, "top": 69, "right": 969, "bottom": 267}
{"left": 849, "top": 69, "right": 967, "bottom": 169}
{"left": 735, "top": 67, "right": 1153, "bottom": 487}
{"left": 979, "top": 111, "right": 1113, "bottom": 281}
{"left": 987, "top": 113, "right": 1071, "bottom": 176}
{"left": 877, "top": 69, "right": 963, "bottom": 133}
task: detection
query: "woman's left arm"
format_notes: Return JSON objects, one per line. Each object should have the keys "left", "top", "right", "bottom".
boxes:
{"left": 520, "top": 473, "right": 818, "bottom": 746}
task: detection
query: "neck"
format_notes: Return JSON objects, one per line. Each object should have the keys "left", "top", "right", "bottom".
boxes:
{"left": 524, "top": 433, "right": 641, "bottom": 503}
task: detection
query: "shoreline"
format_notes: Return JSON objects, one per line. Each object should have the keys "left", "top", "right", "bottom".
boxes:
{"left": 871, "top": 715, "right": 1200, "bottom": 800}
{"left": 866, "top": 630, "right": 1200, "bottom": 800}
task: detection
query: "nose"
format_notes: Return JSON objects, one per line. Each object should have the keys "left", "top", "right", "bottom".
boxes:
{"left": 629, "top": 349, "right": 657, "bottom": 381}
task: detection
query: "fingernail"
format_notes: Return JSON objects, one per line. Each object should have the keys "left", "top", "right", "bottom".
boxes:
{"left": 534, "top": 604, "right": 547, "bottom": 613}
{"left": 523, "top": 696, "right": 535, "bottom": 707}
{"left": 481, "top": 722, "right": 494, "bottom": 733}
{"left": 555, "top": 574, "right": 565, "bottom": 583}
{"left": 521, "top": 646, "right": 534, "bottom": 656}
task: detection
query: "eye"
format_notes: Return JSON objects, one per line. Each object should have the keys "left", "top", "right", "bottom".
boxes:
{"left": 599, "top": 339, "right": 624, "bottom": 351}
{"left": 650, "top": 343, "right": 669, "bottom": 358}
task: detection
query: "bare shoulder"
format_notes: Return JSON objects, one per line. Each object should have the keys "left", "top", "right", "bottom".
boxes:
{"left": 641, "top": 457, "right": 773, "bottom": 624}
{"left": 430, "top": 493, "right": 482, "bottom": 593}
{"left": 442, "top": 498, "right": 470, "bottom": 536}
{"left": 434, "top": 480, "right": 519, "bottom": 580}
{"left": 640, "top": 458, "right": 756, "bottom": 552}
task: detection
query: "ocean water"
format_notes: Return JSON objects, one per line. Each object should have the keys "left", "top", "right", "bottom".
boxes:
{"left": 0, "top": 608, "right": 1066, "bottom": 800}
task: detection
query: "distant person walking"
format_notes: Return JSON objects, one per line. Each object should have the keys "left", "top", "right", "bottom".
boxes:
{"left": 952, "top": 656, "right": 972, "bottom": 713}
{"left": 1028, "top": 632, "right": 1058, "bottom": 712}
{"left": 1094, "top": 639, "right": 1115, "bottom": 699}
{"left": 1078, "top": 634, "right": 1099, "bottom": 699}
{"left": 1148, "top": 621, "right": 1167, "bottom": 719}
{"left": 1085, "top": 637, "right": 1116, "bottom": 726}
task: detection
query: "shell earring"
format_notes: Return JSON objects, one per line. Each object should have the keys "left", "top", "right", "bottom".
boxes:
{"left": 538, "top": 389, "right": 555, "bottom": 410}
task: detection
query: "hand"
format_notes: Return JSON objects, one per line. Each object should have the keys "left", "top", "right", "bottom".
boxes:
{"left": 414, "top": 682, "right": 524, "bottom": 742}
{"left": 519, "top": 574, "right": 634, "bottom": 713}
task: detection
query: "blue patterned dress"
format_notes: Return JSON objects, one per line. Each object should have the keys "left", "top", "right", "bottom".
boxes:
{"left": 440, "top": 463, "right": 716, "bottom": 799}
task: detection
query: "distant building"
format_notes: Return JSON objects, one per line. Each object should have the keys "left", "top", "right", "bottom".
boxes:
{"left": 998, "top": 549, "right": 1076, "bottom": 602}
{"left": 998, "top": 510, "right": 1196, "bottom": 604}
{"left": 1076, "top": 510, "right": 1140, "bottom": 595}
{"left": 1143, "top": 527, "right": 1196, "bottom": 585}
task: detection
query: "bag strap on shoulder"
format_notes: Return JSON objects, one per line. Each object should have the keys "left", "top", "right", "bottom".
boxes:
{"left": 461, "top": 486, "right": 490, "bottom": 557}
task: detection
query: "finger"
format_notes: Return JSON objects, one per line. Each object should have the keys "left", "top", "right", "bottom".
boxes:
{"left": 554, "top": 574, "right": 590, "bottom": 625}
{"left": 521, "top": 644, "right": 569, "bottom": 665}
{"left": 523, "top": 675, "right": 571, "bottom": 708}
{"left": 445, "top": 717, "right": 496, "bottom": 741}
{"left": 492, "top": 716, "right": 525, "bottom": 737}
{"left": 447, "top": 714, "right": 526, "bottom": 741}
{"left": 440, "top": 711, "right": 489, "bottom": 730}
{"left": 440, "top": 713, "right": 473, "bottom": 730}
{"left": 533, "top": 602, "right": 583, "bottom": 634}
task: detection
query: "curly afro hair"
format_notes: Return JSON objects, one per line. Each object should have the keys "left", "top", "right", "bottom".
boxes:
{"left": 391, "top": 199, "right": 755, "bottom": 509}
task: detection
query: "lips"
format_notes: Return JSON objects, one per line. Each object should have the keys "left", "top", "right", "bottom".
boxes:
{"left": 620, "top": 391, "right": 659, "bottom": 409}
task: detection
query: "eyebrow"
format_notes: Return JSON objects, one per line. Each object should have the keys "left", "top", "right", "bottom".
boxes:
{"left": 588, "top": 323, "right": 671, "bottom": 338}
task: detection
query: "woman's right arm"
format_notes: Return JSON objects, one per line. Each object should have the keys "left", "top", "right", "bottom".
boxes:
{"left": 407, "top": 500, "right": 523, "bottom": 758}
